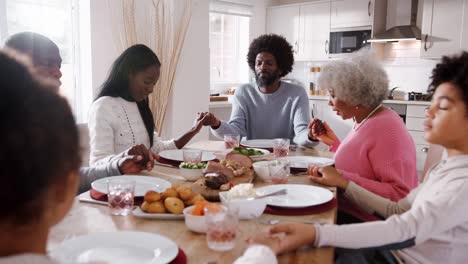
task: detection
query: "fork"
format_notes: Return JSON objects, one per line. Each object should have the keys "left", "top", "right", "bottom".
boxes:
{"left": 249, "top": 189, "right": 287, "bottom": 200}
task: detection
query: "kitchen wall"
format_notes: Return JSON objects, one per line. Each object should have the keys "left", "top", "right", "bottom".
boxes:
{"left": 288, "top": 41, "right": 438, "bottom": 98}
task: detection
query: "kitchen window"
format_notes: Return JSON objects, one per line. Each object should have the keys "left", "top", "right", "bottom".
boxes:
{"left": 209, "top": 1, "right": 251, "bottom": 89}
{"left": 0, "top": 0, "right": 85, "bottom": 121}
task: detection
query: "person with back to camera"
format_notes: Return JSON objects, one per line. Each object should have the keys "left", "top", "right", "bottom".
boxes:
{"left": 308, "top": 50, "right": 418, "bottom": 223}
{"left": 0, "top": 49, "right": 82, "bottom": 263}
{"left": 201, "top": 34, "right": 318, "bottom": 148}
{"left": 236, "top": 51, "right": 468, "bottom": 264}
{"left": 4, "top": 32, "right": 153, "bottom": 194}
{"left": 88, "top": 44, "right": 209, "bottom": 167}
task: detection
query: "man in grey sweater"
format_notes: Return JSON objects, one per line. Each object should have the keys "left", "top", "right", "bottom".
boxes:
{"left": 5, "top": 32, "right": 154, "bottom": 194}
{"left": 203, "top": 34, "right": 317, "bottom": 148}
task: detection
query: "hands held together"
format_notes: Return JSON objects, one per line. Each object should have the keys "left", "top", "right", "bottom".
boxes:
{"left": 308, "top": 118, "right": 338, "bottom": 146}
{"left": 307, "top": 165, "right": 349, "bottom": 190}
{"left": 247, "top": 222, "right": 317, "bottom": 255}
{"left": 118, "top": 144, "right": 156, "bottom": 174}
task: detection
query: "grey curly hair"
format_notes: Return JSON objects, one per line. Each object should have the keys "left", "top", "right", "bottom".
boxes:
{"left": 318, "top": 49, "right": 388, "bottom": 108}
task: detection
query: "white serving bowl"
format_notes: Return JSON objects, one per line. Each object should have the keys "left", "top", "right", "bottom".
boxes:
{"left": 219, "top": 191, "right": 267, "bottom": 219}
{"left": 182, "top": 206, "right": 207, "bottom": 233}
{"left": 178, "top": 167, "right": 204, "bottom": 181}
{"left": 252, "top": 161, "right": 271, "bottom": 182}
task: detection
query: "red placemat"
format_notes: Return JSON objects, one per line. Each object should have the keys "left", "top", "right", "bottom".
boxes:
{"left": 155, "top": 155, "right": 181, "bottom": 167}
{"left": 290, "top": 167, "right": 307, "bottom": 174}
{"left": 170, "top": 248, "right": 187, "bottom": 264}
{"left": 264, "top": 197, "right": 336, "bottom": 216}
{"left": 89, "top": 188, "right": 144, "bottom": 206}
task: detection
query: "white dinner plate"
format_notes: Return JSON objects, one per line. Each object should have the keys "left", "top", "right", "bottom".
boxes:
{"left": 256, "top": 184, "right": 333, "bottom": 208}
{"left": 241, "top": 139, "right": 276, "bottom": 149}
{"left": 49, "top": 231, "right": 178, "bottom": 264}
{"left": 278, "top": 156, "right": 334, "bottom": 169}
{"left": 132, "top": 207, "right": 185, "bottom": 220}
{"left": 91, "top": 176, "right": 171, "bottom": 197}
{"left": 159, "top": 149, "right": 216, "bottom": 162}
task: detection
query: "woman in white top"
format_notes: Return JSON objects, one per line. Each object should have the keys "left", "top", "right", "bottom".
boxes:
{"left": 236, "top": 52, "right": 468, "bottom": 264}
{"left": 89, "top": 44, "right": 207, "bottom": 166}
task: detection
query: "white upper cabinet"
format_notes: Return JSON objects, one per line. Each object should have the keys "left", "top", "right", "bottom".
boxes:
{"left": 266, "top": 5, "right": 301, "bottom": 56}
{"left": 331, "top": 0, "right": 373, "bottom": 28}
{"left": 421, "top": 0, "right": 465, "bottom": 58}
{"left": 267, "top": 2, "right": 330, "bottom": 61}
{"left": 300, "top": 2, "right": 331, "bottom": 60}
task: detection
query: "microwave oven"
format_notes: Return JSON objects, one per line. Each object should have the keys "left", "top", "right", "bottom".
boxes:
{"left": 329, "top": 27, "right": 371, "bottom": 55}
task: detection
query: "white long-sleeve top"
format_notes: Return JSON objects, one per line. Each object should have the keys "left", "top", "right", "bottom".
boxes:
{"left": 315, "top": 154, "right": 468, "bottom": 264}
{"left": 88, "top": 96, "right": 177, "bottom": 166}
{"left": 238, "top": 155, "right": 468, "bottom": 264}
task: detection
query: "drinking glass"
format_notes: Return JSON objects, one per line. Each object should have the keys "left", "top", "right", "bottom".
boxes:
{"left": 268, "top": 160, "right": 290, "bottom": 184}
{"left": 204, "top": 205, "right": 239, "bottom": 252}
{"left": 273, "top": 138, "right": 290, "bottom": 158}
{"left": 224, "top": 134, "right": 240, "bottom": 149}
{"left": 183, "top": 149, "right": 202, "bottom": 163}
{"left": 107, "top": 179, "right": 135, "bottom": 216}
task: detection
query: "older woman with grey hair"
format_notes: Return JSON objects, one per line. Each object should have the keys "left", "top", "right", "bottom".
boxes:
{"left": 308, "top": 50, "right": 418, "bottom": 223}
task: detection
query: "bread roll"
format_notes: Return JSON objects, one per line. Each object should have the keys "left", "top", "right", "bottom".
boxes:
{"left": 164, "top": 197, "right": 185, "bottom": 214}
{"left": 144, "top": 191, "right": 161, "bottom": 203}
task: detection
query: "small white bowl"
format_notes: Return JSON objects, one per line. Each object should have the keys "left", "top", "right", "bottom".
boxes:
{"left": 178, "top": 167, "right": 204, "bottom": 181}
{"left": 219, "top": 191, "right": 267, "bottom": 219}
{"left": 182, "top": 206, "right": 207, "bottom": 233}
{"left": 253, "top": 161, "right": 271, "bottom": 182}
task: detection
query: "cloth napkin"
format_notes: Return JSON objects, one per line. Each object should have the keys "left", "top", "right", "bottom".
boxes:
{"left": 170, "top": 248, "right": 187, "bottom": 264}
{"left": 89, "top": 188, "right": 144, "bottom": 206}
{"left": 264, "top": 197, "right": 336, "bottom": 216}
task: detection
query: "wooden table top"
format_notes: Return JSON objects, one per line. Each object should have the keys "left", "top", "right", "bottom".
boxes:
{"left": 48, "top": 141, "right": 336, "bottom": 264}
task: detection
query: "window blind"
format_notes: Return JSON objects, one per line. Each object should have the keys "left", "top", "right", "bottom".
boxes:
{"left": 209, "top": 0, "right": 253, "bottom": 17}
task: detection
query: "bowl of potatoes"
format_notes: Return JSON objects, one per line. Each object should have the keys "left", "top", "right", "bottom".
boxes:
{"left": 139, "top": 186, "right": 206, "bottom": 218}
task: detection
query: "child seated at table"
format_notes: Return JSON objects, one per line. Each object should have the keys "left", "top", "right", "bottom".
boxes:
{"left": 235, "top": 52, "right": 468, "bottom": 264}
{"left": 0, "top": 50, "right": 81, "bottom": 263}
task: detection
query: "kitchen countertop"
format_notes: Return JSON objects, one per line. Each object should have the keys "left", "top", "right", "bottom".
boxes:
{"left": 208, "top": 95, "right": 431, "bottom": 108}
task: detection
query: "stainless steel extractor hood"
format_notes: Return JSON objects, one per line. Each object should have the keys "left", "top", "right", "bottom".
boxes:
{"left": 368, "top": 0, "right": 421, "bottom": 42}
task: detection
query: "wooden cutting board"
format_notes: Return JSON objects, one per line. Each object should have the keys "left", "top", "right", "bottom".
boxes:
{"left": 209, "top": 96, "right": 228, "bottom": 102}
{"left": 191, "top": 170, "right": 254, "bottom": 201}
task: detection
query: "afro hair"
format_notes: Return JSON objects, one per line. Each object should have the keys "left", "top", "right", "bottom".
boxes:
{"left": 247, "top": 34, "right": 294, "bottom": 78}
{"left": 429, "top": 51, "right": 468, "bottom": 109}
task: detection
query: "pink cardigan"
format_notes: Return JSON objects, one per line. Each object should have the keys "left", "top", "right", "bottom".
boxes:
{"left": 330, "top": 108, "right": 418, "bottom": 221}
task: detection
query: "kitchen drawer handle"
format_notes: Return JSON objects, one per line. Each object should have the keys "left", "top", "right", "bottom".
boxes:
{"left": 325, "top": 40, "right": 329, "bottom": 54}
{"left": 424, "top": 35, "right": 428, "bottom": 52}
{"left": 368, "top": 1, "right": 371, "bottom": 16}
{"left": 294, "top": 41, "right": 298, "bottom": 54}
{"left": 421, "top": 147, "right": 429, "bottom": 153}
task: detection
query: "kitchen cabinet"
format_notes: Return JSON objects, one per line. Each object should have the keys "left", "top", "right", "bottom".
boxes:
{"left": 406, "top": 105, "right": 429, "bottom": 179}
{"left": 331, "top": 0, "right": 373, "bottom": 28}
{"left": 266, "top": 5, "right": 300, "bottom": 55}
{"left": 266, "top": 2, "right": 331, "bottom": 61}
{"left": 421, "top": 0, "right": 466, "bottom": 58}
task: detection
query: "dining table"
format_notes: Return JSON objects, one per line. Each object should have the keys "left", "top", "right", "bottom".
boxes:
{"left": 48, "top": 140, "right": 337, "bottom": 264}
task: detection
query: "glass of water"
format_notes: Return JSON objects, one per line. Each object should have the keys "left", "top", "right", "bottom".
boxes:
{"left": 204, "top": 205, "right": 239, "bottom": 252}
{"left": 107, "top": 179, "right": 135, "bottom": 216}
{"left": 273, "top": 138, "right": 290, "bottom": 158}
{"left": 268, "top": 160, "right": 290, "bottom": 184}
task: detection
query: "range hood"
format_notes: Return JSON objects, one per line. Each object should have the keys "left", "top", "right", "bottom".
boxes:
{"left": 368, "top": 0, "right": 421, "bottom": 42}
